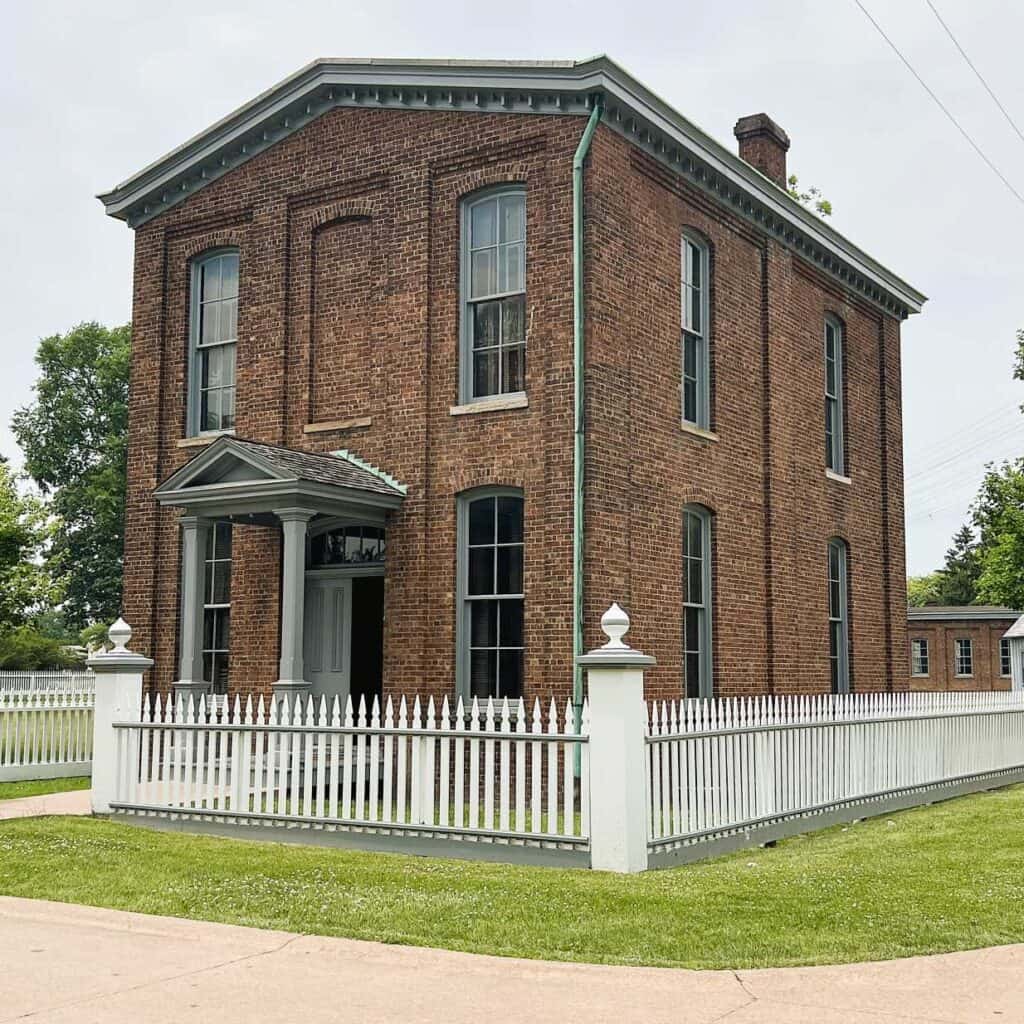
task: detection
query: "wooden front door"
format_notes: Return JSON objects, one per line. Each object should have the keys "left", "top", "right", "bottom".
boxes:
{"left": 303, "top": 574, "right": 352, "bottom": 705}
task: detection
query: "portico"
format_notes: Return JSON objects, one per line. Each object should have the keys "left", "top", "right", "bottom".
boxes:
{"left": 154, "top": 437, "right": 405, "bottom": 702}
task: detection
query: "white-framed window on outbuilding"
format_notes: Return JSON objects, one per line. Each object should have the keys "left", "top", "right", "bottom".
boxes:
{"left": 681, "top": 234, "right": 710, "bottom": 429}
{"left": 189, "top": 250, "right": 238, "bottom": 436}
{"left": 911, "top": 637, "right": 930, "bottom": 677}
{"left": 828, "top": 537, "right": 850, "bottom": 693}
{"left": 457, "top": 489, "right": 524, "bottom": 701}
{"left": 825, "top": 315, "right": 845, "bottom": 473}
{"left": 1001, "top": 637, "right": 1012, "bottom": 677}
{"left": 203, "top": 520, "right": 232, "bottom": 694}
{"left": 461, "top": 187, "right": 527, "bottom": 403}
{"left": 682, "top": 504, "right": 713, "bottom": 698}
{"left": 955, "top": 638, "right": 974, "bottom": 677}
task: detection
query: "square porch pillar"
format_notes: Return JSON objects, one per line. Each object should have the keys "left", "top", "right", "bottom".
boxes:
{"left": 173, "top": 514, "right": 213, "bottom": 701}
{"left": 274, "top": 507, "right": 318, "bottom": 702}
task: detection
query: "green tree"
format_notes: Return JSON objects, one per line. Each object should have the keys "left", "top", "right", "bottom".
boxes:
{"left": 933, "top": 525, "right": 981, "bottom": 606}
{"left": 907, "top": 572, "right": 943, "bottom": 607}
{"left": 972, "top": 459, "right": 1024, "bottom": 609}
{"left": 787, "top": 174, "right": 833, "bottom": 218}
{"left": 12, "top": 322, "right": 130, "bottom": 629}
{"left": 0, "top": 626, "right": 79, "bottom": 670}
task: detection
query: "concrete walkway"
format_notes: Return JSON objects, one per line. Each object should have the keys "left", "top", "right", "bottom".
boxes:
{"left": 0, "top": 787, "right": 91, "bottom": 820}
{"left": 1, "top": 896, "right": 1022, "bottom": 1023}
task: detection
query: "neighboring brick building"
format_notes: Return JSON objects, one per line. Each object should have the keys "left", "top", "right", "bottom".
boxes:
{"left": 907, "top": 607, "right": 1021, "bottom": 691}
{"left": 98, "top": 56, "right": 925, "bottom": 708}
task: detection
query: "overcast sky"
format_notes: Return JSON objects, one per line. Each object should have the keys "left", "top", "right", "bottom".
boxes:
{"left": 2, "top": 0, "right": 1022, "bottom": 576}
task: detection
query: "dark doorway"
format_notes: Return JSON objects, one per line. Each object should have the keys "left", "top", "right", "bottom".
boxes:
{"left": 350, "top": 575, "right": 384, "bottom": 709}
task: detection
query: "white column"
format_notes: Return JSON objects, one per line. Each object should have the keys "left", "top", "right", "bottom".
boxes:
{"left": 174, "top": 514, "right": 212, "bottom": 700}
{"left": 88, "top": 619, "right": 153, "bottom": 815}
{"left": 274, "top": 507, "right": 318, "bottom": 699}
{"left": 577, "top": 603, "right": 654, "bottom": 873}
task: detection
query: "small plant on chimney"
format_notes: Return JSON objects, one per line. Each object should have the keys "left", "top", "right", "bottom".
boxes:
{"left": 787, "top": 174, "right": 833, "bottom": 218}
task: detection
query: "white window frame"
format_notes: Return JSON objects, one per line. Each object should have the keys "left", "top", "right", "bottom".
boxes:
{"left": 828, "top": 538, "right": 850, "bottom": 693}
{"left": 825, "top": 315, "right": 845, "bottom": 474}
{"left": 911, "top": 637, "right": 930, "bottom": 677}
{"left": 459, "top": 187, "right": 527, "bottom": 404}
{"left": 681, "top": 234, "right": 711, "bottom": 430}
{"left": 455, "top": 487, "right": 525, "bottom": 701}
{"left": 188, "top": 249, "right": 239, "bottom": 437}
{"left": 955, "top": 637, "right": 974, "bottom": 677}
{"left": 682, "top": 504, "right": 713, "bottom": 698}
{"left": 1000, "top": 637, "right": 1012, "bottom": 678}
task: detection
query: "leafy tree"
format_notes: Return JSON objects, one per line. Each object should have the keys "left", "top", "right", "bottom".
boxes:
{"left": 933, "top": 525, "right": 982, "bottom": 606}
{"left": 1015, "top": 328, "right": 1024, "bottom": 412}
{"left": 12, "top": 322, "right": 130, "bottom": 629}
{"left": 0, "top": 460, "right": 58, "bottom": 629}
{"left": 972, "top": 459, "right": 1024, "bottom": 609}
{"left": 907, "top": 572, "right": 943, "bottom": 607}
{"left": 787, "top": 174, "right": 833, "bottom": 218}
{"left": 0, "top": 626, "right": 80, "bottom": 670}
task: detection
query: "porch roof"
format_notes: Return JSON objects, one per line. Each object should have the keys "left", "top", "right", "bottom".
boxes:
{"left": 154, "top": 436, "right": 406, "bottom": 521}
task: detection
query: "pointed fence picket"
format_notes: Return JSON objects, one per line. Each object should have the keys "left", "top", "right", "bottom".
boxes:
{"left": 0, "top": 688, "right": 95, "bottom": 781}
{"left": 645, "top": 690, "right": 1024, "bottom": 855}
{"left": 111, "top": 692, "right": 589, "bottom": 851}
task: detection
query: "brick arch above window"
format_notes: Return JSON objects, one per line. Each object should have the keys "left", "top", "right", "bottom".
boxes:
{"left": 309, "top": 198, "right": 380, "bottom": 230}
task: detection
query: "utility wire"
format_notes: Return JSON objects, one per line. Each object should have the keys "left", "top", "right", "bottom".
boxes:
{"left": 853, "top": 0, "right": 1024, "bottom": 207}
{"left": 924, "top": 0, "right": 1024, "bottom": 148}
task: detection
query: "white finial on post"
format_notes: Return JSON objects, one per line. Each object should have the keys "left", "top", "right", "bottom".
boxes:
{"left": 599, "top": 603, "right": 631, "bottom": 650}
{"left": 108, "top": 617, "right": 132, "bottom": 653}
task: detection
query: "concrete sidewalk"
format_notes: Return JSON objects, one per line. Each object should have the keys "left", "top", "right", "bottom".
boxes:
{"left": 0, "top": 788, "right": 91, "bottom": 820}
{"left": 0, "top": 896, "right": 1021, "bottom": 1022}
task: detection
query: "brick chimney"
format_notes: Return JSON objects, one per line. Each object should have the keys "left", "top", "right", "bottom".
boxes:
{"left": 733, "top": 113, "right": 790, "bottom": 188}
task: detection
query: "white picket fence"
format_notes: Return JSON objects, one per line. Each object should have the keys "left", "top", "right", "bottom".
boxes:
{"left": 645, "top": 690, "right": 1024, "bottom": 860}
{"left": 0, "top": 670, "right": 94, "bottom": 702}
{"left": 110, "top": 693, "right": 589, "bottom": 857}
{"left": 0, "top": 688, "right": 95, "bottom": 782}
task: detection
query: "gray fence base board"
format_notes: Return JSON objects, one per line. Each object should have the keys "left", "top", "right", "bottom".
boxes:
{"left": 109, "top": 812, "right": 590, "bottom": 869}
{"left": 647, "top": 767, "right": 1024, "bottom": 869}
{"left": 0, "top": 761, "right": 91, "bottom": 783}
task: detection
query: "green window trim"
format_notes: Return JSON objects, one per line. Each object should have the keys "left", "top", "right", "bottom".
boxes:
{"left": 955, "top": 638, "right": 974, "bottom": 677}
{"left": 825, "top": 315, "right": 845, "bottom": 474}
{"left": 188, "top": 249, "right": 239, "bottom": 438}
{"left": 1001, "top": 637, "right": 1012, "bottom": 677}
{"left": 911, "top": 637, "right": 930, "bottom": 677}
{"left": 681, "top": 233, "right": 711, "bottom": 430}
{"left": 828, "top": 537, "right": 850, "bottom": 694}
{"left": 683, "top": 504, "right": 713, "bottom": 698}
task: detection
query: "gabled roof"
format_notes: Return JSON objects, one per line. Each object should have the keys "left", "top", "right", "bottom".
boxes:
{"left": 907, "top": 605, "right": 1023, "bottom": 622}
{"left": 1004, "top": 614, "right": 1024, "bottom": 639}
{"left": 97, "top": 55, "right": 925, "bottom": 319}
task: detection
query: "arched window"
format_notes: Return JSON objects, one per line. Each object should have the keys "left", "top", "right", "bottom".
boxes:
{"left": 681, "top": 233, "right": 710, "bottom": 429}
{"left": 828, "top": 537, "right": 850, "bottom": 693}
{"left": 457, "top": 489, "right": 524, "bottom": 700}
{"left": 683, "top": 504, "right": 713, "bottom": 698}
{"left": 189, "top": 250, "right": 239, "bottom": 436}
{"left": 308, "top": 524, "right": 385, "bottom": 567}
{"left": 824, "top": 315, "right": 845, "bottom": 473}
{"left": 460, "top": 188, "right": 526, "bottom": 402}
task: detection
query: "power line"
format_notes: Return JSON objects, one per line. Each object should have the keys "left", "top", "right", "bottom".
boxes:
{"left": 852, "top": 0, "right": 1024, "bottom": 207}
{"left": 924, "top": 0, "right": 1024, "bottom": 148}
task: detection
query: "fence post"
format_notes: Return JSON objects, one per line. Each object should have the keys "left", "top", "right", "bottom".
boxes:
{"left": 87, "top": 618, "right": 154, "bottom": 815}
{"left": 577, "top": 603, "right": 654, "bottom": 873}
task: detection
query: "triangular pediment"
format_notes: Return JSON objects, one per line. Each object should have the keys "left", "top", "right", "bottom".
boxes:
{"left": 155, "top": 437, "right": 292, "bottom": 496}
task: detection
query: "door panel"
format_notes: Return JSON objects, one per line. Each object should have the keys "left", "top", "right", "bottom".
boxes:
{"left": 303, "top": 575, "right": 351, "bottom": 704}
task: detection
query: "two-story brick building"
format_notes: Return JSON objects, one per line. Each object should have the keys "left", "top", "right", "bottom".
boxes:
{"left": 98, "top": 56, "right": 925, "bottom": 709}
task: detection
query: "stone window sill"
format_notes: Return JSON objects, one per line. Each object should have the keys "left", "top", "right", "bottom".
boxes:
{"left": 450, "top": 393, "right": 528, "bottom": 416}
{"left": 826, "top": 469, "right": 852, "bottom": 485}
{"left": 680, "top": 422, "right": 719, "bottom": 443}
{"left": 911, "top": 673, "right": 930, "bottom": 679}
{"left": 304, "top": 417, "right": 372, "bottom": 434}
{"left": 176, "top": 431, "right": 234, "bottom": 449}
{"left": 954, "top": 674, "right": 974, "bottom": 679}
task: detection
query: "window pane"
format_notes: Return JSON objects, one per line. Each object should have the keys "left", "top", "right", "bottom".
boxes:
{"left": 222, "top": 386, "right": 236, "bottom": 430}
{"left": 496, "top": 546, "right": 523, "bottom": 595}
{"left": 203, "top": 609, "right": 216, "bottom": 651}
{"left": 215, "top": 608, "right": 230, "bottom": 650}
{"left": 683, "top": 333, "right": 697, "bottom": 379}
{"left": 473, "top": 349, "right": 499, "bottom": 398}
{"left": 221, "top": 254, "right": 239, "bottom": 299}
{"left": 687, "top": 558, "right": 702, "bottom": 605}
{"left": 499, "top": 599, "right": 523, "bottom": 647}
{"left": 496, "top": 497, "right": 523, "bottom": 543}
{"left": 687, "top": 510, "right": 703, "bottom": 554}
{"left": 684, "top": 652, "right": 701, "bottom": 699}
{"left": 688, "top": 286, "right": 702, "bottom": 335}
{"left": 499, "top": 193, "right": 525, "bottom": 243}
{"left": 684, "top": 606, "right": 701, "bottom": 652}
{"left": 203, "top": 345, "right": 223, "bottom": 387}
{"left": 223, "top": 298, "right": 238, "bottom": 343}
{"left": 215, "top": 520, "right": 232, "bottom": 556}
{"left": 501, "top": 295, "right": 525, "bottom": 343}
{"left": 468, "top": 548, "right": 494, "bottom": 596}
{"left": 687, "top": 241, "right": 702, "bottom": 289}
{"left": 502, "top": 346, "right": 525, "bottom": 394}
{"left": 470, "top": 601, "right": 498, "bottom": 647}
{"left": 201, "top": 301, "right": 221, "bottom": 345}
{"left": 471, "top": 199, "right": 497, "bottom": 248}
{"left": 683, "top": 379, "right": 697, "bottom": 423}
{"left": 202, "top": 387, "right": 221, "bottom": 432}
{"left": 499, "top": 241, "right": 525, "bottom": 293}
{"left": 472, "top": 301, "right": 500, "bottom": 349}
{"left": 470, "top": 649, "right": 497, "bottom": 699}
{"left": 471, "top": 248, "right": 497, "bottom": 298}
{"left": 212, "top": 561, "right": 231, "bottom": 605}
{"left": 497, "top": 649, "right": 523, "bottom": 699}
{"left": 469, "top": 498, "right": 495, "bottom": 545}
{"left": 201, "top": 259, "right": 221, "bottom": 302}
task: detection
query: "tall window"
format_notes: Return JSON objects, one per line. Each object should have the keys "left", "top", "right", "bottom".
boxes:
{"left": 911, "top": 638, "right": 929, "bottom": 677}
{"left": 828, "top": 538, "right": 850, "bottom": 693}
{"left": 681, "top": 235, "right": 710, "bottom": 428}
{"left": 824, "top": 316, "right": 845, "bottom": 473}
{"left": 203, "top": 521, "right": 232, "bottom": 694}
{"left": 462, "top": 189, "right": 526, "bottom": 401}
{"left": 1001, "top": 637, "right": 1012, "bottom": 677}
{"left": 190, "top": 250, "right": 238, "bottom": 435}
{"left": 955, "top": 638, "right": 974, "bottom": 677}
{"left": 459, "top": 491, "right": 524, "bottom": 699}
{"left": 682, "top": 505, "right": 713, "bottom": 698}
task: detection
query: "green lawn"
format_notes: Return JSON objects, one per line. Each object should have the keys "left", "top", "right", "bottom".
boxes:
{"left": 3, "top": 785, "right": 1024, "bottom": 969}
{"left": 0, "top": 776, "right": 90, "bottom": 802}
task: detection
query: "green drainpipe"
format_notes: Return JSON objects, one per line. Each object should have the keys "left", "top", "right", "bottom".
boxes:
{"left": 573, "top": 98, "right": 603, "bottom": 763}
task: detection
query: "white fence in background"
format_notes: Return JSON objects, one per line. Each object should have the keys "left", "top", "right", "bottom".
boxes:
{"left": 0, "top": 688, "right": 95, "bottom": 782}
{"left": 0, "top": 670, "right": 94, "bottom": 702}
{"left": 109, "top": 693, "right": 589, "bottom": 861}
{"left": 646, "top": 690, "right": 1024, "bottom": 863}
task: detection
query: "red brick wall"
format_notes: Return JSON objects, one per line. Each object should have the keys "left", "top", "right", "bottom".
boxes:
{"left": 908, "top": 620, "right": 1014, "bottom": 691}
{"left": 121, "top": 105, "right": 908, "bottom": 702}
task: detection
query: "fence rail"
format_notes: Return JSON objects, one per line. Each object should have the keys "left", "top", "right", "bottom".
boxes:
{"left": 0, "top": 671, "right": 94, "bottom": 702}
{"left": 0, "top": 690, "right": 95, "bottom": 782}
{"left": 646, "top": 691, "right": 1024, "bottom": 861}
{"left": 111, "top": 693, "right": 589, "bottom": 859}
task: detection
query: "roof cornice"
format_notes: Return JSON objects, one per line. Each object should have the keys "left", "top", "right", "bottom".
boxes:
{"left": 98, "top": 55, "right": 925, "bottom": 318}
{"left": 907, "top": 606, "right": 1023, "bottom": 622}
